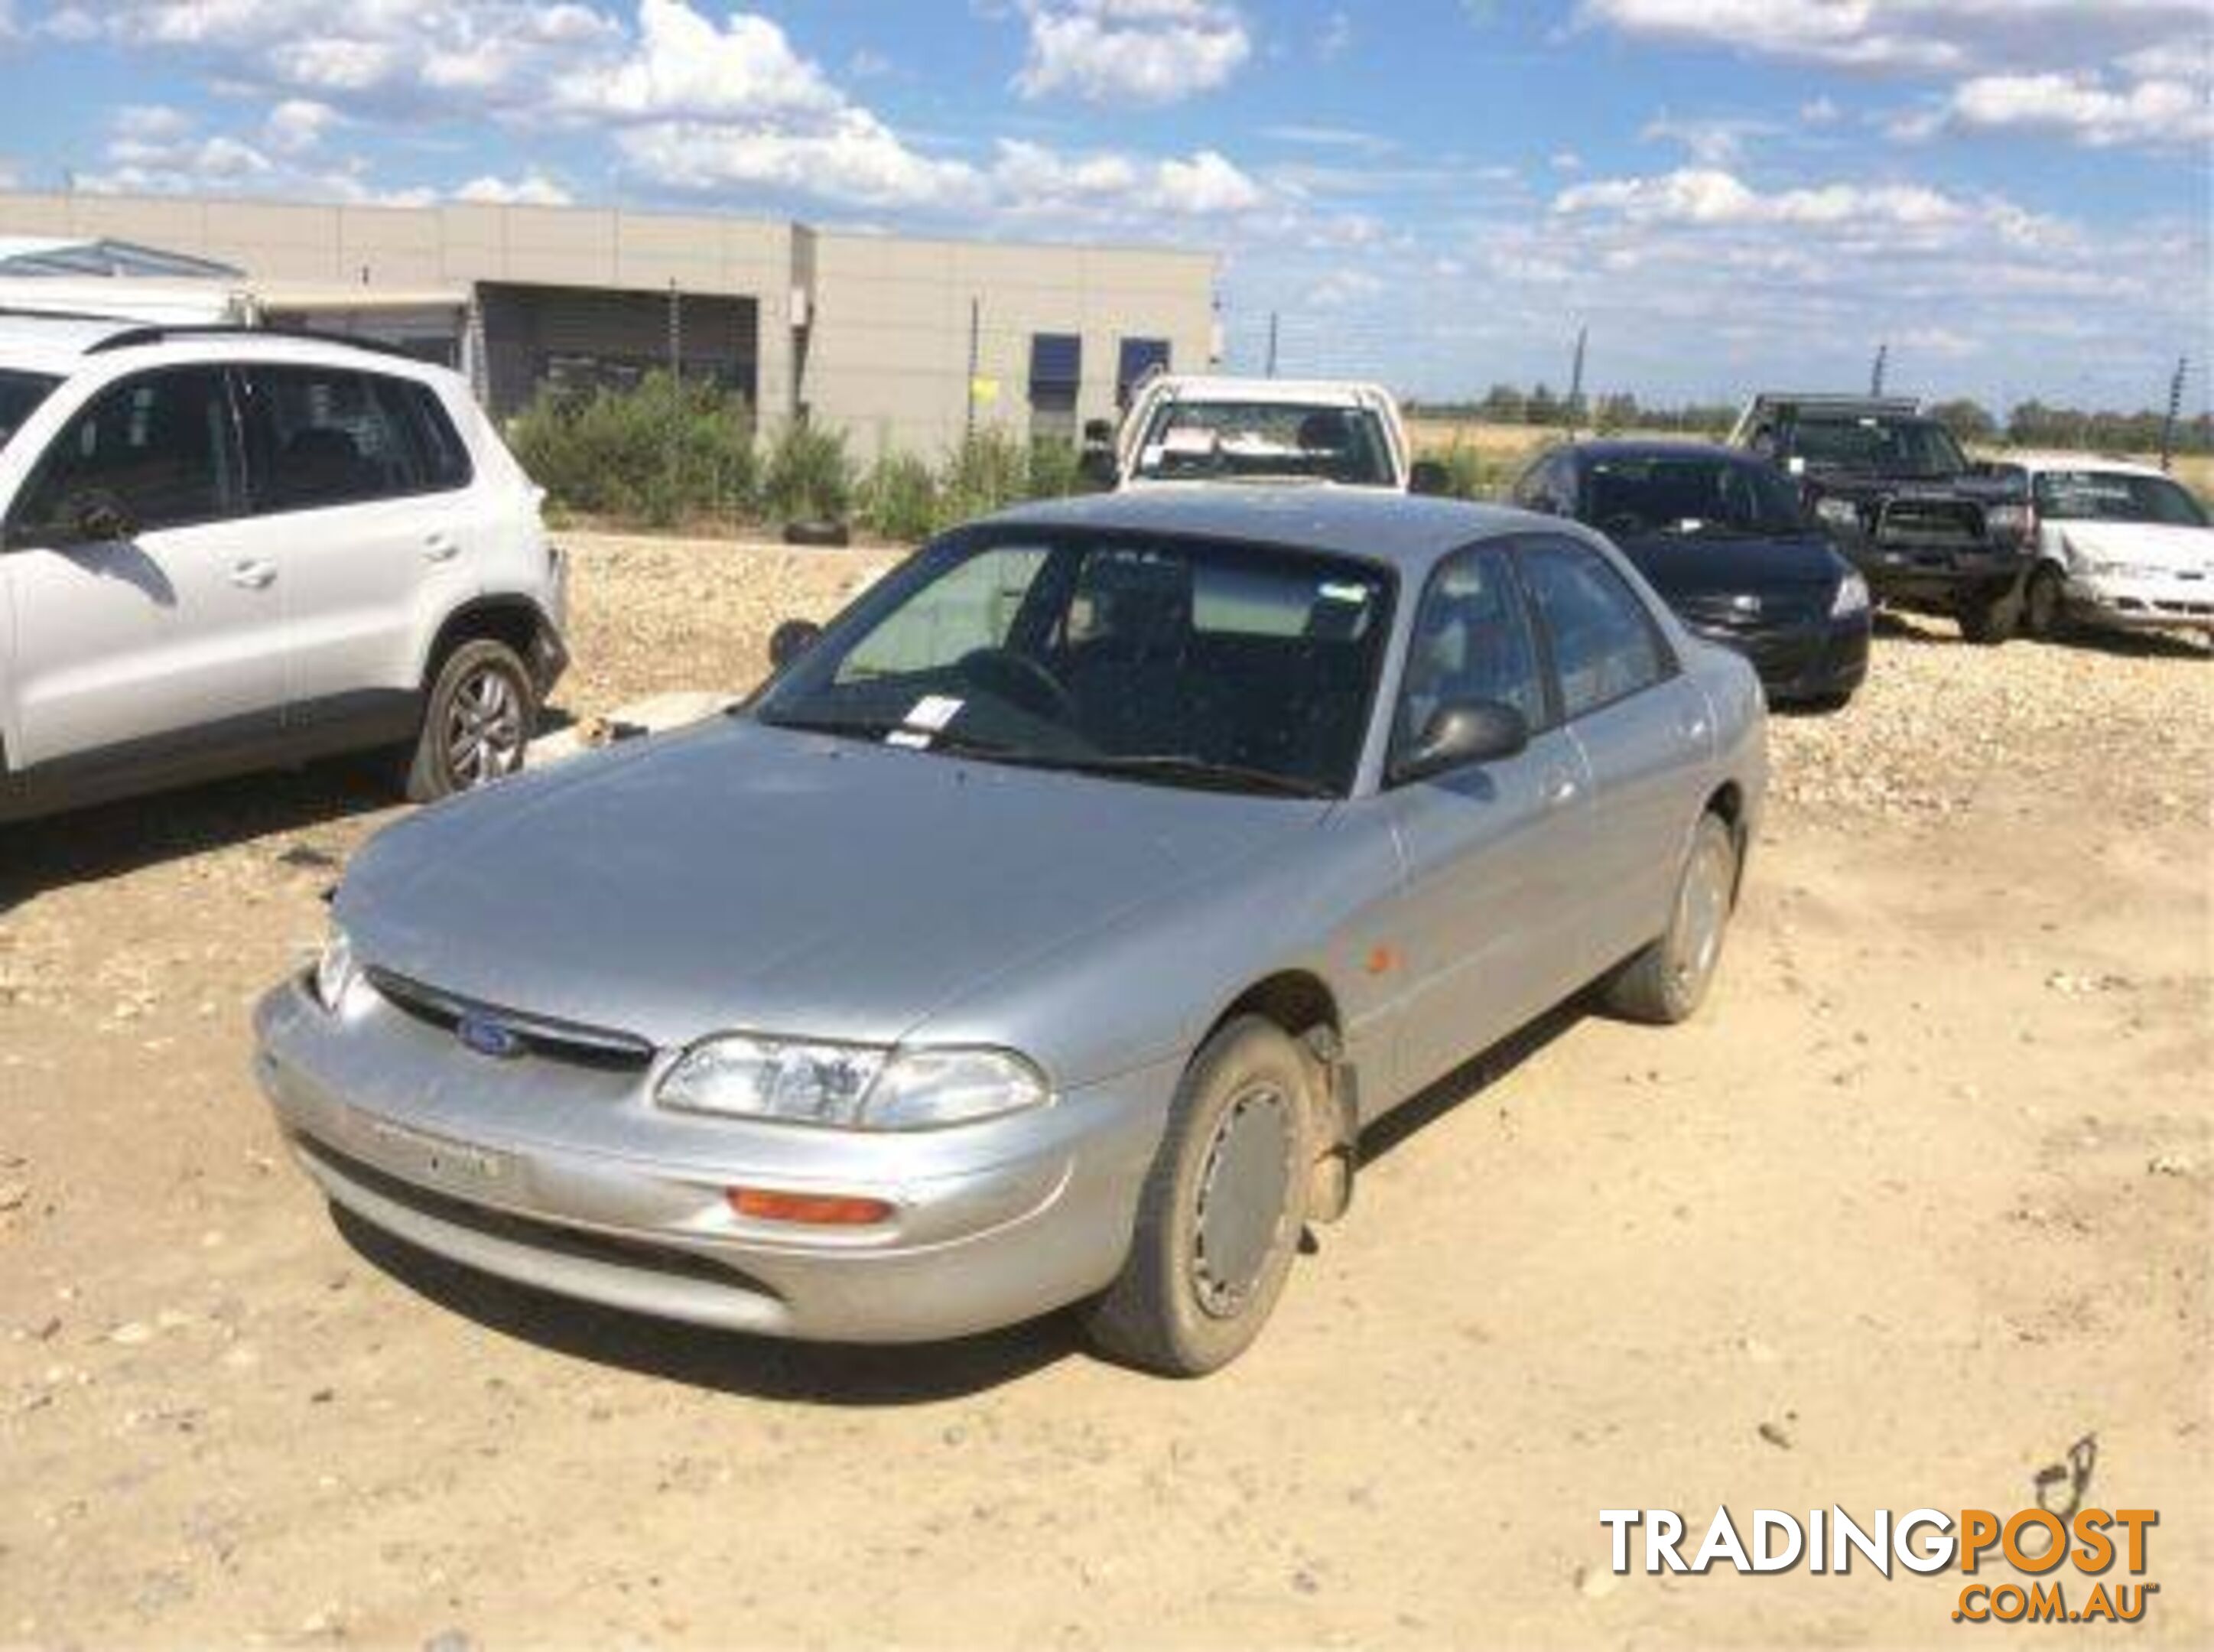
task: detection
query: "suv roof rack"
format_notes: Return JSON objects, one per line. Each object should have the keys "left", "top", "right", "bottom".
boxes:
{"left": 83, "top": 323, "right": 424, "bottom": 362}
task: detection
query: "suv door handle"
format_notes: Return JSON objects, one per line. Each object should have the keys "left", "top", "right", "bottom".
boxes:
{"left": 423, "top": 533, "right": 459, "bottom": 562}
{"left": 229, "top": 559, "right": 278, "bottom": 590}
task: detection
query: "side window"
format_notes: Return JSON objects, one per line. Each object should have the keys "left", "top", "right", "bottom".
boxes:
{"left": 12, "top": 367, "right": 241, "bottom": 535}
{"left": 246, "top": 366, "right": 429, "bottom": 511}
{"left": 1395, "top": 545, "right": 1546, "bottom": 753}
{"left": 837, "top": 545, "right": 1052, "bottom": 682}
{"left": 1517, "top": 538, "right": 1669, "bottom": 718}
{"left": 394, "top": 379, "right": 473, "bottom": 492}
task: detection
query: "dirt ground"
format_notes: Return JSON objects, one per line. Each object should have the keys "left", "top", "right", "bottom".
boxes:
{"left": 3, "top": 532, "right": 2209, "bottom": 1650}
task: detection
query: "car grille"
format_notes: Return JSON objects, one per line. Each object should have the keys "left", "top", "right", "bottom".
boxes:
{"left": 1674, "top": 590, "right": 1825, "bottom": 633}
{"left": 1875, "top": 499, "right": 1986, "bottom": 551}
{"left": 367, "top": 967, "right": 657, "bottom": 1072}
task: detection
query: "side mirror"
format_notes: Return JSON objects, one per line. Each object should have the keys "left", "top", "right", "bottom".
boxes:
{"left": 1390, "top": 699, "right": 1529, "bottom": 785}
{"left": 41, "top": 491, "right": 138, "bottom": 546}
{"left": 767, "top": 618, "right": 822, "bottom": 671}
{"left": 1408, "top": 459, "right": 1451, "bottom": 497}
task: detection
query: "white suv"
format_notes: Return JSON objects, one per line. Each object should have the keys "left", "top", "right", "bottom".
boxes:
{"left": 0, "top": 317, "right": 567, "bottom": 824}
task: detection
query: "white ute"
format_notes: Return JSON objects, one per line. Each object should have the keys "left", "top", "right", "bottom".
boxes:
{"left": 1986, "top": 453, "right": 2214, "bottom": 639}
{"left": 1090, "top": 374, "right": 1432, "bottom": 493}
{"left": 0, "top": 317, "right": 568, "bottom": 823}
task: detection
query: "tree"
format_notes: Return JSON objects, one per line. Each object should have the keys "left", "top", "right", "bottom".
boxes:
{"left": 1525, "top": 382, "right": 1561, "bottom": 425}
{"left": 1929, "top": 397, "right": 1996, "bottom": 442}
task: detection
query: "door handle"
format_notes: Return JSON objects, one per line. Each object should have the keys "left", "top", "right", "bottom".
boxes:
{"left": 1679, "top": 715, "right": 1710, "bottom": 743}
{"left": 423, "top": 533, "right": 460, "bottom": 562}
{"left": 229, "top": 560, "right": 277, "bottom": 590}
{"left": 1543, "top": 771, "right": 1580, "bottom": 808}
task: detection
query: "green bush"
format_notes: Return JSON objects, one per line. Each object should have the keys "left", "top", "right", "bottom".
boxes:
{"left": 762, "top": 421, "right": 855, "bottom": 524}
{"left": 1415, "top": 443, "right": 1504, "bottom": 501}
{"left": 509, "top": 372, "right": 754, "bottom": 528}
{"left": 859, "top": 452, "right": 940, "bottom": 542}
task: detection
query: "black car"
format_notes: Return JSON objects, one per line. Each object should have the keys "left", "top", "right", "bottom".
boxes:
{"left": 1728, "top": 393, "right": 2033, "bottom": 642}
{"left": 1513, "top": 439, "right": 1870, "bottom": 708}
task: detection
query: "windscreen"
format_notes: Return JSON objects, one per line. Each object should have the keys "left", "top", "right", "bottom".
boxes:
{"left": 2033, "top": 470, "right": 2209, "bottom": 528}
{"left": 1584, "top": 454, "right": 1809, "bottom": 537}
{"left": 753, "top": 527, "right": 1396, "bottom": 797}
{"left": 1790, "top": 415, "right": 1967, "bottom": 478}
{"left": 1131, "top": 401, "right": 1396, "bottom": 487}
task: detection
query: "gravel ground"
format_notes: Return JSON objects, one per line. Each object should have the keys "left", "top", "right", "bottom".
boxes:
{"left": 2, "top": 529, "right": 2209, "bottom": 1650}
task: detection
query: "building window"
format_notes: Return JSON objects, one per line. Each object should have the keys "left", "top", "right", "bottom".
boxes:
{"left": 1117, "top": 337, "right": 1172, "bottom": 407}
{"left": 1029, "top": 332, "right": 1082, "bottom": 444}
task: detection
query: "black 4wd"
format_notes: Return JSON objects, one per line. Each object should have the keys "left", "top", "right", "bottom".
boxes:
{"left": 1730, "top": 394, "right": 2033, "bottom": 642}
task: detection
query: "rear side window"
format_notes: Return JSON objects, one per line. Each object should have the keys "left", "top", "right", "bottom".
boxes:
{"left": 244, "top": 366, "right": 470, "bottom": 512}
{"left": 1516, "top": 538, "right": 1669, "bottom": 718}
{"left": 0, "top": 369, "right": 60, "bottom": 458}
{"left": 11, "top": 366, "right": 242, "bottom": 535}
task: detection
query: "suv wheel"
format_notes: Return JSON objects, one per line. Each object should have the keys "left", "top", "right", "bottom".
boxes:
{"left": 2021, "top": 566, "right": 2068, "bottom": 640}
{"left": 405, "top": 639, "right": 537, "bottom": 802}
{"left": 1957, "top": 586, "right": 2019, "bottom": 645}
{"left": 1081, "top": 1016, "right": 1313, "bottom": 1376}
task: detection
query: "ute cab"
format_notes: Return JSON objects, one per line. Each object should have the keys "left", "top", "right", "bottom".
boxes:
{"left": 1084, "top": 374, "right": 1434, "bottom": 494}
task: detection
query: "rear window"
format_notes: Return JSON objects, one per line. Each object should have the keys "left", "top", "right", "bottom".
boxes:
{"left": 2034, "top": 470, "right": 2209, "bottom": 528}
{"left": 1133, "top": 401, "right": 1396, "bottom": 487}
{"left": 245, "top": 366, "right": 472, "bottom": 511}
{"left": 0, "top": 369, "right": 60, "bottom": 458}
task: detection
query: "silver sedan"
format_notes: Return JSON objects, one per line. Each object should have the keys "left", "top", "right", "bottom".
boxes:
{"left": 253, "top": 488, "right": 1766, "bottom": 1375}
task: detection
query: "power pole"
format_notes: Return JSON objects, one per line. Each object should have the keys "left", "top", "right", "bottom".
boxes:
{"left": 1265, "top": 311, "right": 1279, "bottom": 378}
{"left": 1870, "top": 343, "right": 1888, "bottom": 398}
{"left": 2160, "top": 355, "right": 2188, "bottom": 473}
{"left": 964, "top": 296, "right": 980, "bottom": 444}
{"left": 1566, "top": 324, "right": 1588, "bottom": 432}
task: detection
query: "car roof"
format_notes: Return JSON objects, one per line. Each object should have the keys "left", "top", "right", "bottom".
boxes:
{"left": 1140, "top": 375, "right": 1390, "bottom": 408}
{"left": 1558, "top": 437, "right": 1752, "bottom": 466}
{"left": 0, "top": 311, "right": 450, "bottom": 382}
{"left": 1995, "top": 451, "right": 2173, "bottom": 478}
{"left": 980, "top": 485, "right": 1551, "bottom": 572}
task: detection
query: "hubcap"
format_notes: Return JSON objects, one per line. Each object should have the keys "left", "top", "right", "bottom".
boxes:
{"left": 1666, "top": 835, "right": 1731, "bottom": 999}
{"left": 1190, "top": 1082, "right": 1296, "bottom": 1319}
{"left": 445, "top": 666, "right": 525, "bottom": 789}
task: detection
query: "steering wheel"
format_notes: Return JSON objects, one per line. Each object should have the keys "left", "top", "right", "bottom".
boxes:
{"left": 955, "top": 647, "right": 1077, "bottom": 723}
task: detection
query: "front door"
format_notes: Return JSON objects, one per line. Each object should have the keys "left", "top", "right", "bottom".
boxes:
{"left": 1380, "top": 541, "right": 1594, "bottom": 1096}
{"left": 2, "top": 365, "right": 284, "bottom": 772}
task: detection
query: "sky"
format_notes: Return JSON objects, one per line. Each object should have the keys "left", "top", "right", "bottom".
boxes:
{"left": 0, "top": 1, "right": 2207, "bottom": 414}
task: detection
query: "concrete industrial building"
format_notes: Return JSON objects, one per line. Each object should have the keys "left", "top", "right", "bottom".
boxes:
{"left": 0, "top": 190, "right": 1220, "bottom": 458}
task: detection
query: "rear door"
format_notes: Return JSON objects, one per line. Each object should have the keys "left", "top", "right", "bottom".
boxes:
{"left": 1380, "top": 541, "right": 1595, "bottom": 1091}
{"left": 233, "top": 363, "right": 477, "bottom": 728}
{"left": 1, "top": 363, "right": 283, "bottom": 770}
{"left": 1514, "top": 535, "right": 1712, "bottom": 977}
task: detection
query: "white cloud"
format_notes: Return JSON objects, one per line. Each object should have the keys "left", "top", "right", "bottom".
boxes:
{"left": 552, "top": 0, "right": 845, "bottom": 122}
{"left": 455, "top": 170, "right": 574, "bottom": 206}
{"left": 1907, "top": 69, "right": 2213, "bottom": 149}
{"left": 1555, "top": 167, "right": 1980, "bottom": 231}
{"left": 1013, "top": 0, "right": 1252, "bottom": 106}
{"left": 263, "top": 98, "right": 338, "bottom": 156}
{"left": 1639, "top": 112, "right": 1780, "bottom": 166}
{"left": 619, "top": 112, "right": 982, "bottom": 210}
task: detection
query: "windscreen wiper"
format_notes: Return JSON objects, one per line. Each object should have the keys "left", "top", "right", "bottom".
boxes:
{"left": 1035, "top": 753, "right": 1336, "bottom": 799}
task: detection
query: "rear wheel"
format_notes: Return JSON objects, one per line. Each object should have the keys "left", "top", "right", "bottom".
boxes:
{"left": 2021, "top": 565, "right": 2068, "bottom": 640}
{"left": 1603, "top": 812, "right": 1738, "bottom": 1025}
{"left": 1081, "top": 1016, "right": 1313, "bottom": 1377}
{"left": 404, "top": 639, "right": 536, "bottom": 803}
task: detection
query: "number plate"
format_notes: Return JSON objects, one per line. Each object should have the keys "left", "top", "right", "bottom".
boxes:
{"left": 356, "top": 1115, "right": 510, "bottom": 1194}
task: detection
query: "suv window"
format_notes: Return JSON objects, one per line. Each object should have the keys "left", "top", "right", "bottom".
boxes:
{"left": 1396, "top": 545, "right": 1546, "bottom": 756}
{"left": 245, "top": 366, "right": 467, "bottom": 511}
{"left": 0, "top": 369, "right": 60, "bottom": 459}
{"left": 12, "top": 366, "right": 242, "bottom": 536}
{"left": 1787, "top": 415, "right": 1966, "bottom": 478}
{"left": 1516, "top": 538, "right": 1669, "bottom": 717}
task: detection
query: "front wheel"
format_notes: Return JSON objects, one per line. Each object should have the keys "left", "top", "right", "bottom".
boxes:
{"left": 1957, "top": 585, "right": 2019, "bottom": 645}
{"left": 1081, "top": 1016, "right": 1313, "bottom": 1376}
{"left": 1602, "top": 812, "right": 1739, "bottom": 1025}
{"left": 2021, "top": 565, "right": 2068, "bottom": 640}
{"left": 405, "top": 639, "right": 537, "bottom": 803}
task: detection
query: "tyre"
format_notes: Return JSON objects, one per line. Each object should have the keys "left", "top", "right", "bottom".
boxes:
{"left": 1957, "top": 586, "right": 2019, "bottom": 645}
{"left": 782, "top": 519, "right": 850, "bottom": 548}
{"left": 2021, "top": 565, "right": 2068, "bottom": 640}
{"left": 404, "top": 638, "right": 537, "bottom": 804}
{"left": 1081, "top": 1016, "right": 1314, "bottom": 1376}
{"left": 1602, "top": 812, "right": 1738, "bottom": 1025}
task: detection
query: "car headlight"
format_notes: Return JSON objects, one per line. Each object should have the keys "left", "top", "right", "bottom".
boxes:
{"left": 313, "top": 925, "right": 358, "bottom": 1013}
{"left": 1813, "top": 497, "right": 1860, "bottom": 530}
{"left": 1830, "top": 569, "right": 1871, "bottom": 618}
{"left": 1984, "top": 502, "right": 2031, "bottom": 540}
{"left": 2084, "top": 559, "right": 2164, "bottom": 580}
{"left": 656, "top": 1036, "right": 1048, "bottom": 1130}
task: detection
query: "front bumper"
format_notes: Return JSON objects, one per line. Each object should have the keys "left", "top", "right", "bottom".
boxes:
{"left": 2063, "top": 573, "right": 2214, "bottom": 633}
{"left": 1686, "top": 616, "right": 1869, "bottom": 706}
{"left": 252, "top": 980, "right": 1173, "bottom": 1342}
{"left": 1847, "top": 544, "right": 2027, "bottom": 610}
